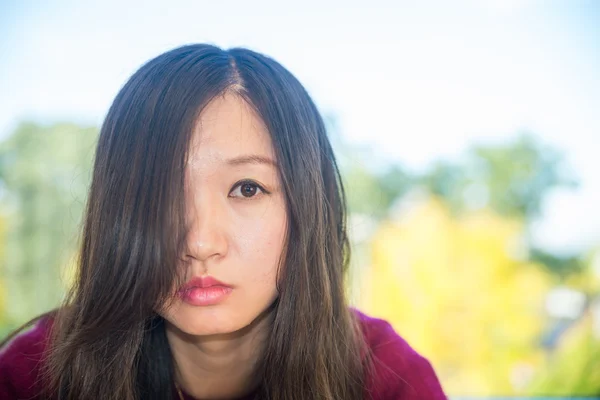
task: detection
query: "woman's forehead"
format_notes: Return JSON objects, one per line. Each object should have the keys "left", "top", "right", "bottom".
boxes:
{"left": 187, "top": 93, "right": 276, "bottom": 167}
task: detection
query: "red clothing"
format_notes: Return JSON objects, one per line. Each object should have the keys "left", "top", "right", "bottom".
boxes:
{"left": 0, "top": 310, "right": 446, "bottom": 399}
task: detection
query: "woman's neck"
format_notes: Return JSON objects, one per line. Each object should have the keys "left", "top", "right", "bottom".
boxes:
{"left": 166, "top": 309, "right": 273, "bottom": 399}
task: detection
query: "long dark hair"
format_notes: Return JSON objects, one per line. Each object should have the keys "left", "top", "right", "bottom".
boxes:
{"left": 45, "top": 44, "right": 368, "bottom": 400}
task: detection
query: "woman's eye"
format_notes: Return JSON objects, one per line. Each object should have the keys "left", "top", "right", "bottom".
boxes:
{"left": 229, "top": 181, "right": 265, "bottom": 199}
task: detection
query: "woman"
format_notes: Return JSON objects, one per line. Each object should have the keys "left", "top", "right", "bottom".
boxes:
{"left": 0, "top": 44, "right": 446, "bottom": 400}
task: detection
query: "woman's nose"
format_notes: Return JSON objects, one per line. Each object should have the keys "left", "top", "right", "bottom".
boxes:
{"left": 183, "top": 195, "right": 228, "bottom": 263}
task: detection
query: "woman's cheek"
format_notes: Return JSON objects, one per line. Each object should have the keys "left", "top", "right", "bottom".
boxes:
{"left": 234, "top": 197, "right": 286, "bottom": 250}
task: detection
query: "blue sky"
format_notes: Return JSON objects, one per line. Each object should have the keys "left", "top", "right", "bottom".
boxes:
{"left": 1, "top": 0, "right": 599, "bottom": 254}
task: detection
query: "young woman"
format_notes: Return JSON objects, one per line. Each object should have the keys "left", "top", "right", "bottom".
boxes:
{"left": 0, "top": 44, "right": 446, "bottom": 400}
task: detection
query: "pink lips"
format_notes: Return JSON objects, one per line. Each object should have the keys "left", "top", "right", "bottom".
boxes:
{"left": 178, "top": 276, "right": 233, "bottom": 306}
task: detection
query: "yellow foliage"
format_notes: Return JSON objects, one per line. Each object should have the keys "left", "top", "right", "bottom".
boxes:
{"left": 60, "top": 252, "right": 79, "bottom": 291}
{"left": 359, "top": 196, "right": 552, "bottom": 395}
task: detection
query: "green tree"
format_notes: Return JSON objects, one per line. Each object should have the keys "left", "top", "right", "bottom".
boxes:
{"left": 469, "top": 134, "right": 577, "bottom": 219}
{"left": 419, "top": 133, "right": 577, "bottom": 219}
{"left": 343, "top": 162, "right": 412, "bottom": 219}
{"left": 420, "top": 134, "right": 581, "bottom": 278}
{"left": 0, "top": 122, "right": 97, "bottom": 331}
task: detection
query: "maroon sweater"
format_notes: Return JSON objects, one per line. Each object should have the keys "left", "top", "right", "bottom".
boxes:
{"left": 0, "top": 310, "right": 446, "bottom": 399}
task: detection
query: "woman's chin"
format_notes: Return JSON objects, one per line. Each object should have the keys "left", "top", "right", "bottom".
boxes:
{"left": 160, "top": 298, "right": 277, "bottom": 338}
{"left": 164, "top": 304, "right": 258, "bottom": 337}
{"left": 179, "top": 324, "right": 236, "bottom": 337}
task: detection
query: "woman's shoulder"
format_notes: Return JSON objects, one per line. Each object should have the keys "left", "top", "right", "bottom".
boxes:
{"left": 352, "top": 309, "right": 447, "bottom": 400}
{"left": 0, "top": 314, "right": 54, "bottom": 399}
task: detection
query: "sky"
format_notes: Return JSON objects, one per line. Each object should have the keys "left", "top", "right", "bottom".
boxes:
{"left": 0, "top": 0, "right": 599, "bottom": 254}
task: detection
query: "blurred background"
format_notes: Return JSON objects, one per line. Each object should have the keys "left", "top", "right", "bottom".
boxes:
{"left": 1, "top": 0, "right": 599, "bottom": 397}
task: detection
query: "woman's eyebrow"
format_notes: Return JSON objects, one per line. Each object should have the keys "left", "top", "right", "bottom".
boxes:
{"left": 226, "top": 155, "right": 277, "bottom": 167}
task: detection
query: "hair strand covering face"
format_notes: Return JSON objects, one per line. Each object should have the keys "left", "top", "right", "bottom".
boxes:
{"left": 45, "top": 44, "right": 370, "bottom": 400}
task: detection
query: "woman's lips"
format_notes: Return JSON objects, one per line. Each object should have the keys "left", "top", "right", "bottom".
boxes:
{"left": 178, "top": 276, "right": 232, "bottom": 306}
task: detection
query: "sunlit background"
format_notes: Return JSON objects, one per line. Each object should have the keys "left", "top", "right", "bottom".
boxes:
{"left": 1, "top": 0, "right": 599, "bottom": 397}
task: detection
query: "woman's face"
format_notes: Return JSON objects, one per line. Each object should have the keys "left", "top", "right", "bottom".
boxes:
{"left": 160, "top": 93, "right": 287, "bottom": 336}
